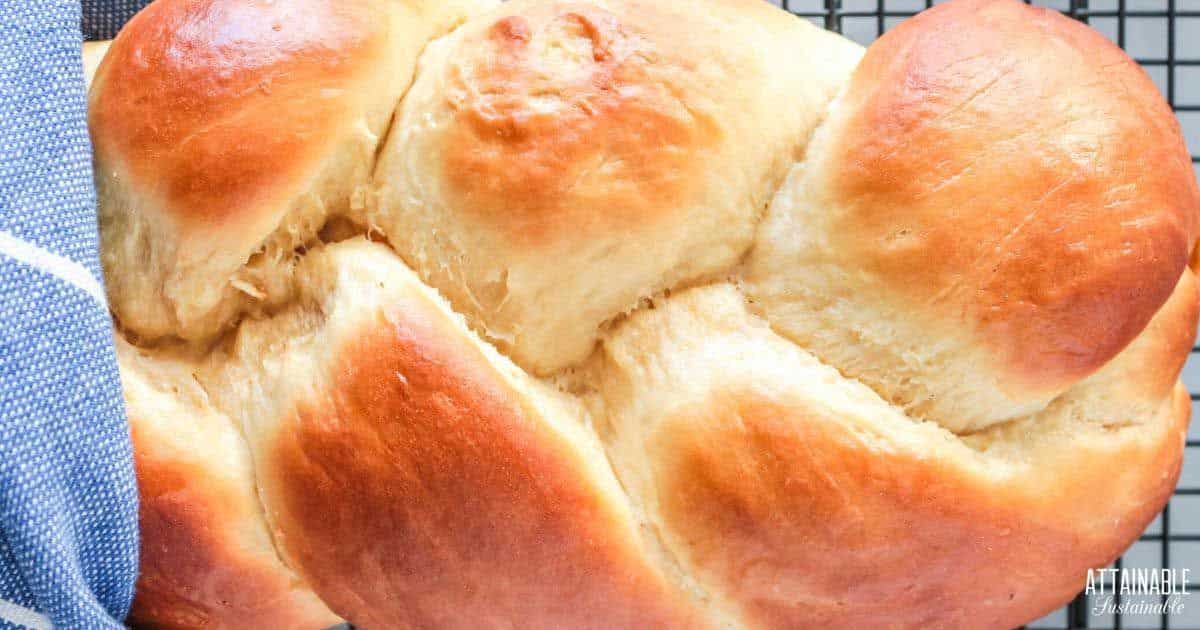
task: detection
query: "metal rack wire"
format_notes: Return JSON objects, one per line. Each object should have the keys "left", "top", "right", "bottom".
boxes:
{"left": 767, "top": 0, "right": 1199, "bottom": 628}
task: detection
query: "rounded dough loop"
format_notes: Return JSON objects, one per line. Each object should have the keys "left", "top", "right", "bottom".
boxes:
{"left": 372, "top": 0, "right": 864, "bottom": 375}
{"left": 745, "top": 0, "right": 1199, "bottom": 433}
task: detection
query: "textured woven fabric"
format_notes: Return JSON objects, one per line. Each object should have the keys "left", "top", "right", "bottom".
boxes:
{"left": 0, "top": 1, "right": 149, "bottom": 628}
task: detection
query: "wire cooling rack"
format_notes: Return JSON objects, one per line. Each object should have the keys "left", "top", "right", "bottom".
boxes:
{"left": 764, "top": 0, "right": 1200, "bottom": 628}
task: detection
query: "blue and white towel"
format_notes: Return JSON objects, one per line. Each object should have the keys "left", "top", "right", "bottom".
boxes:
{"left": 0, "top": 1, "right": 149, "bottom": 628}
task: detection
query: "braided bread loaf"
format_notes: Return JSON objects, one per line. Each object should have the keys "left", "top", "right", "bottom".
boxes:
{"left": 87, "top": 0, "right": 1200, "bottom": 627}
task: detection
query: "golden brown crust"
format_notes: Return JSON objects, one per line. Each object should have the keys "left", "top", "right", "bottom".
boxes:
{"left": 265, "top": 318, "right": 695, "bottom": 629}
{"left": 823, "top": 0, "right": 1197, "bottom": 388}
{"left": 744, "top": 0, "right": 1200, "bottom": 433}
{"left": 439, "top": 4, "right": 722, "bottom": 245}
{"left": 90, "top": 0, "right": 392, "bottom": 228}
{"left": 89, "top": 0, "right": 492, "bottom": 345}
{"left": 191, "top": 240, "right": 702, "bottom": 629}
{"left": 117, "top": 340, "right": 340, "bottom": 630}
{"left": 130, "top": 433, "right": 335, "bottom": 630}
{"left": 1084, "top": 269, "right": 1200, "bottom": 404}
{"left": 592, "top": 282, "right": 1194, "bottom": 630}
{"left": 88, "top": 0, "right": 404, "bottom": 345}
{"left": 652, "top": 388, "right": 1185, "bottom": 630}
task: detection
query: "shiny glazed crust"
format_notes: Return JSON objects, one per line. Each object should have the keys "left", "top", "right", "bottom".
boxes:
{"left": 116, "top": 340, "right": 340, "bottom": 629}
{"left": 90, "top": 0, "right": 489, "bottom": 344}
{"left": 745, "top": 0, "right": 1199, "bottom": 433}
{"left": 87, "top": 0, "right": 1200, "bottom": 628}
{"left": 593, "top": 278, "right": 1194, "bottom": 629}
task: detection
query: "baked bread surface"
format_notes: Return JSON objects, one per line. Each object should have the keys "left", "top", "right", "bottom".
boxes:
{"left": 86, "top": 0, "right": 1200, "bottom": 628}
